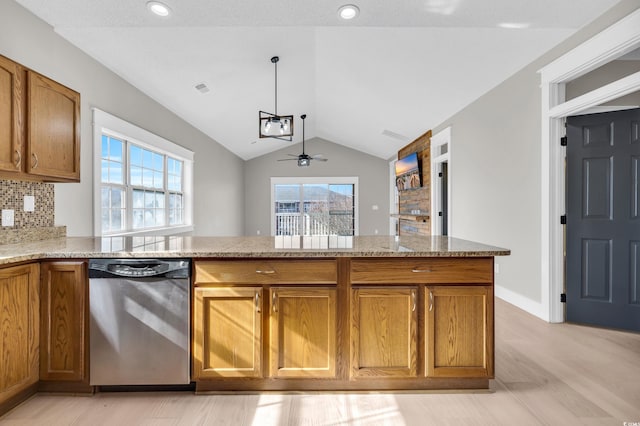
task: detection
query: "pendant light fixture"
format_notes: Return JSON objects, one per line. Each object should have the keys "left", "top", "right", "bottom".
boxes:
{"left": 259, "top": 56, "right": 294, "bottom": 141}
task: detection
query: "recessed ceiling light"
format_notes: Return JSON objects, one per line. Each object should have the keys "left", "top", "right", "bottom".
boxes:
{"left": 498, "top": 22, "right": 530, "bottom": 29}
{"left": 147, "top": 1, "right": 171, "bottom": 17}
{"left": 338, "top": 4, "right": 360, "bottom": 20}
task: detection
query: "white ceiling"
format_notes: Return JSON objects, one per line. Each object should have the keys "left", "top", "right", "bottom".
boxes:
{"left": 15, "top": 0, "right": 622, "bottom": 160}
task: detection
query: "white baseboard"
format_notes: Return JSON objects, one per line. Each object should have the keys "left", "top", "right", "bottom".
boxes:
{"left": 495, "top": 285, "right": 548, "bottom": 322}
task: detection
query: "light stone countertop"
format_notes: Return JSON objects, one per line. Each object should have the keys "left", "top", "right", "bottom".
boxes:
{"left": 0, "top": 235, "right": 509, "bottom": 266}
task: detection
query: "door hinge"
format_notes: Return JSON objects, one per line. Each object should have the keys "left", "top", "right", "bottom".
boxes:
{"left": 438, "top": 172, "right": 443, "bottom": 177}
{"left": 438, "top": 211, "right": 443, "bottom": 217}
{"left": 560, "top": 293, "right": 567, "bottom": 303}
{"left": 560, "top": 215, "right": 567, "bottom": 225}
{"left": 560, "top": 136, "right": 567, "bottom": 146}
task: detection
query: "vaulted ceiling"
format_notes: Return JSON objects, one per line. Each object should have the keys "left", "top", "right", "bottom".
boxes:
{"left": 15, "top": 0, "right": 621, "bottom": 160}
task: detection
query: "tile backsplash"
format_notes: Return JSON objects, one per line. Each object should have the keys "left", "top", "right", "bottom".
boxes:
{"left": 0, "top": 179, "right": 65, "bottom": 244}
{"left": 0, "top": 179, "right": 55, "bottom": 228}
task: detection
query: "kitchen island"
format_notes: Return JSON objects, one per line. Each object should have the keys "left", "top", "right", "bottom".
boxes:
{"left": 0, "top": 235, "right": 508, "bottom": 412}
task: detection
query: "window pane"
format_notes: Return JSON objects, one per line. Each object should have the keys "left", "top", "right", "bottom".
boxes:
{"left": 101, "top": 187, "right": 110, "bottom": 209}
{"left": 101, "top": 209, "right": 110, "bottom": 232}
{"left": 131, "top": 165, "right": 142, "bottom": 186}
{"left": 144, "top": 209, "right": 154, "bottom": 227}
{"left": 110, "top": 138, "right": 123, "bottom": 162}
{"left": 112, "top": 209, "right": 123, "bottom": 231}
{"left": 132, "top": 209, "right": 144, "bottom": 229}
{"left": 101, "top": 160, "right": 109, "bottom": 183}
{"left": 143, "top": 169, "right": 153, "bottom": 187}
{"left": 110, "top": 162, "right": 123, "bottom": 184}
{"left": 111, "top": 188, "right": 123, "bottom": 209}
{"left": 130, "top": 145, "right": 142, "bottom": 166}
{"left": 153, "top": 171, "right": 164, "bottom": 189}
{"left": 153, "top": 153, "right": 164, "bottom": 172}
{"left": 101, "top": 135, "right": 109, "bottom": 159}
{"left": 155, "top": 210, "right": 165, "bottom": 226}
{"left": 133, "top": 189, "right": 144, "bottom": 209}
{"left": 143, "top": 149, "right": 153, "bottom": 168}
{"left": 155, "top": 192, "right": 165, "bottom": 208}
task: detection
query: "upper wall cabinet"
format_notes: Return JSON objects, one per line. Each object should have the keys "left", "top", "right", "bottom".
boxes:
{"left": 0, "top": 55, "right": 23, "bottom": 174}
{"left": 0, "top": 55, "right": 80, "bottom": 182}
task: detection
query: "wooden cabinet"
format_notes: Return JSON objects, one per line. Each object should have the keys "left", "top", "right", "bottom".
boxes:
{"left": 0, "top": 54, "right": 80, "bottom": 182}
{"left": 350, "top": 287, "right": 417, "bottom": 378}
{"left": 269, "top": 287, "right": 336, "bottom": 378}
{"left": 0, "top": 263, "right": 39, "bottom": 408}
{"left": 425, "top": 286, "right": 493, "bottom": 378}
{"left": 0, "top": 55, "right": 24, "bottom": 175}
{"left": 192, "top": 256, "right": 495, "bottom": 391}
{"left": 27, "top": 71, "right": 81, "bottom": 181}
{"left": 193, "top": 287, "right": 263, "bottom": 379}
{"left": 39, "top": 261, "right": 88, "bottom": 383}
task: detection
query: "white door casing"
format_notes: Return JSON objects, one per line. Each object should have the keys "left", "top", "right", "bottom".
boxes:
{"left": 539, "top": 8, "right": 640, "bottom": 323}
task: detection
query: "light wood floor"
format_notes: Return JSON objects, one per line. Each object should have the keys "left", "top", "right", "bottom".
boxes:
{"left": 2, "top": 298, "right": 639, "bottom": 425}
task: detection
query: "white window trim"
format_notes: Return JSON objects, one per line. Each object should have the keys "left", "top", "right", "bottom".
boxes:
{"left": 537, "top": 8, "right": 640, "bottom": 323}
{"left": 92, "top": 108, "right": 195, "bottom": 236}
{"left": 270, "top": 177, "right": 359, "bottom": 236}
{"left": 430, "top": 126, "right": 452, "bottom": 237}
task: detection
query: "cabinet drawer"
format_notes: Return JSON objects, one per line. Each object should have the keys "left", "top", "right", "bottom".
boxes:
{"left": 350, "top": 258, "right": 492, "bottom": 284}
{"left": 195, "top": 260, "right": 337, "bottom": 285}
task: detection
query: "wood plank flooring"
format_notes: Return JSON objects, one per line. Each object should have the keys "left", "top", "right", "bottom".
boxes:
{"left": 1, "top": 298, "right": 639, "bottom": 425}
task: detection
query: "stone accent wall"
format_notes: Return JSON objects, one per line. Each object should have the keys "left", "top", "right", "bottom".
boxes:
{"left": 396, "top": 130, "right": 431, "bottom": 236}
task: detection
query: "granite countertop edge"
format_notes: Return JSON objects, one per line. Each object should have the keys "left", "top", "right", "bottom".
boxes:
{"left": 0, "top": 236, "right": 511, "bottom": 266}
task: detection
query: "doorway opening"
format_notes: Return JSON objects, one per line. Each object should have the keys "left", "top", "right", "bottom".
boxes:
{"left": 540, "top": 8, "right": 640, "bottom": 323}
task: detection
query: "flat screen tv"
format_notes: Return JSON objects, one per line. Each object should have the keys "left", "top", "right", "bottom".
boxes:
{"left": 395, "top": 152, "right": 421, "bottom": 191}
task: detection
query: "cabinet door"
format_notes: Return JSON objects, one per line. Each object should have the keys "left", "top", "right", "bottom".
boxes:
{"left": 27, "top": 71, "right": 80, "bottom": 181}
{"left": 39, "top": 262, "right": 87, "bottom": 382}
{"left": 0, "top": 264, "right": 39, "bottom": 404}
{"left": 193, "top": 287, "right": 262, "bottom": 378}
{"left": 425, "top": 286, "right": 493, "bottom": 378}
{"left": 351, "top": 287, "right": 417, "bottom": 378}
{"left": 269, "top": 287, "right": 336, "bottom": 378}
{"left": 0, "top": 56, "right": 24, "bottom": 174}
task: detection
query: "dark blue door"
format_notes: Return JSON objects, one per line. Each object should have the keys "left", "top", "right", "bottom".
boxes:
{"left": 566, "top": 108, "right": 640, "bottom": 332}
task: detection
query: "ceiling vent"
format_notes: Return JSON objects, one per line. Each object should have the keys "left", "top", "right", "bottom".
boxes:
{"left": 195, "top": 83, "right": 210, "bottom": 94}
{"left": 382, "top": 129, "right": 409, "bottom": 142}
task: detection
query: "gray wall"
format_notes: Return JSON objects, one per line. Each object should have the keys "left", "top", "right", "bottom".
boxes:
{"left": 566, "top": 59, "right": 640, "bottom": 106}
{"left": 0, "top": 0, "right": 245, "bottom": 237}
{"left": 431, "top": 0, "right": 640, "bottom": 306}
{"left": 244, "top": 138, "right": 389, "bottom": 236}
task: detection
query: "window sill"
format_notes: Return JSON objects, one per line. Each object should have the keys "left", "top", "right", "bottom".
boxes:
{"left": 103, "top": 224, "right": 194, "bottom": 237}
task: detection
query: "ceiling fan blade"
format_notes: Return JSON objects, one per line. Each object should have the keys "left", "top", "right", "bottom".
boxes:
{"left": 286, "top": 153, "right": 299, "bottom": 157}
{"left": 277, "top": 158, "right": 298, "bottom": 161}
{"left": 314, "top": 158, "right": 329, "bottom": 162}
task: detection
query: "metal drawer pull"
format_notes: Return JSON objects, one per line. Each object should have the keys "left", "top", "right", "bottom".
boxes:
{"left": 429, "top": 292, "right": 434, "bottom": 312}
{"left": 256, "top": 269, "right": 276, "bottom": 274}
{"left": 272, "top": 291, "right": 278, "bottom": 313}
{"left": 14, "top": 150, "right": 21, "bottom": 169}
{"left": 31, "top": 153, "right": 39, "bottom": 169}
{"left": 255, "top": 292, "right": 261, "bottom": 313}
{"left": 411, "top": 290, "right": 416, "bottom": 312}
{"left": 412, "top": 268, "right": 432, "bottom": 273}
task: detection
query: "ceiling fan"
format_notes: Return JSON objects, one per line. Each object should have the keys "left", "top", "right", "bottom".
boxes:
{"left": 278, "top": 114, "right": 328, "bottom": 167}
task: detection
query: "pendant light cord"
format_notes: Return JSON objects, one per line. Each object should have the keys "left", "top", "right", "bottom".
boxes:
{"left": 274, "top": 59, "right": 278, "bottom": 116}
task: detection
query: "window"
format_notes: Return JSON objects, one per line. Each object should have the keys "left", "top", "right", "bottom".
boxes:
{"left": 271, "top": 177, "right": 358, "bottom": 237}
{"left": 93, "top": 109, "right": 194, "bottom": 236}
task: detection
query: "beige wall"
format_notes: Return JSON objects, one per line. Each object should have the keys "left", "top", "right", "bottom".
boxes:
{"left": 0, "top": 0, "right": 245, "bottom": 237}
{"left": 431, "top": 0, "right": 640, "bottom": 306}
{"left": 244, "top": 138, "right": 389, "bottom": 236}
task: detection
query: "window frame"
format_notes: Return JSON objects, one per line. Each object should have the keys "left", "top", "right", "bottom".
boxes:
{"left": 93, "top": 108, "right": 194, "bottom": 236}
{"left": 270, "top": 176, "right": 359, "bottom": 237}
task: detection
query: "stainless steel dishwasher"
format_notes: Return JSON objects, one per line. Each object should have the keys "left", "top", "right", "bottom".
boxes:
{"left": 88, "top": 258, "right": 190, "bottom": 386}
